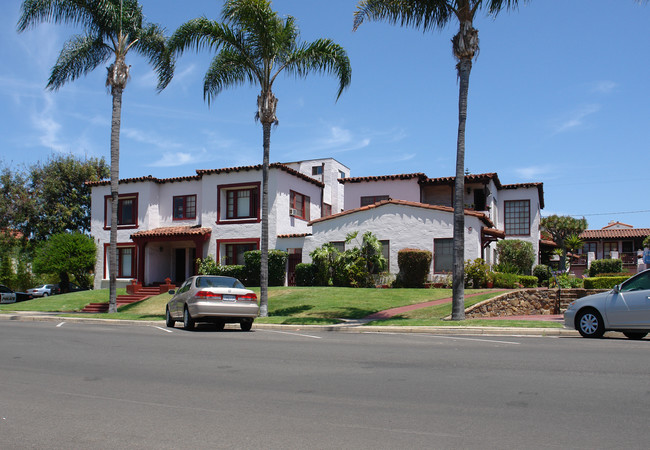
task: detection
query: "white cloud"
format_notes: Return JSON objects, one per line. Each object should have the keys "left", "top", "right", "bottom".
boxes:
{"left": 150, "top": 151, "right": 202, "bottom": 167}
{"left": 30, "top": 94, "right": 66, "bottom": 152}
{"left": 552, "top": 104, "right": 601, "bottom": 134}
{"left": 514, "top": 165, "right": 552, "bottom": 180}
{"left": 122, "top": 127, "right": 183, "bottom": 150}
{"left": 590, "top": 80, "right": 617, "bottom": 94}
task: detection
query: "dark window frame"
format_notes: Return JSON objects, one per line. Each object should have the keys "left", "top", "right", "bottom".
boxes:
{"left": 360, "top": 195, "right": 390, "bottom": 207}
{"left": 217, "top": 182, "right": 261, "bottom": 224}
{"left": 290, "top": 190, "right": 310, "bottom": 221}
{"left": 504, "top": 200, "right": 531, "bottom": 236}
{"left": 103, "top": 193, "right": 139, "bottom": 229}
{"left": 173, "top": 194, "right": 197, "bottom": 220}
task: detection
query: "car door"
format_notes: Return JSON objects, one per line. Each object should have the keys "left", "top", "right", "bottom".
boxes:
{"left": 605, "top": 271, "right": 650, "bottom": 327}
{"left": 172, "top": 279, "right": 191, "bottom": 318}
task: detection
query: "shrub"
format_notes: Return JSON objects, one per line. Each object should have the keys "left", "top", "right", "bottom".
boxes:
{"left": 310, "top": 243, "right": 339, "bottom": 286}
{"left": 588, "top": 259, "right": 623, "bottom": 277}
{"left": 493, "top": 261, "right": 521, "bottom": 275}
{"left": 517, "top": 275, "right": 538, "bottom": 288}
{"left": 496, "top": 240, "right": 535, "bottom": 275}
{"left": 244, "top": 250, "right": 288, "bottom": 287}
{"left": 394, "top": 248, "right": 432, "bottom": 288}
{"left": 295, "top": 263, "right": 315, "bottom": 286}
{"left": 464, "top": 258, "right": 490, "bottom": 288}
{"left": 584, "top": 276, "right": 630, "bottom": 289}
{"left": 550, "top": 274, "right": 584, "bottom": 289}
{"left": 492, "top": 272, "right": 520, "bottom": 288}
{"left": 533, "top": 264, "right": 551, "bottom": 285}
{"left": 196, "top": 257, "right": 247, "bottom": 281}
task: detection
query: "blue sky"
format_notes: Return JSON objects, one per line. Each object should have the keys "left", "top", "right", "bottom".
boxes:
{"left": 1, "top": 0, "right": 649, "bottom": 230}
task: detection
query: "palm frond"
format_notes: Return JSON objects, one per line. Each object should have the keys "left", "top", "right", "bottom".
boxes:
{"left": 47, "top": 33, "right": 111, "bottom": 90}
{"left": 18, "top": 0, "right": 95, "bottom": 32}
{"left": 168, "top": 17, "right": 231, "bottom": 56}
{"left": 353, "top": 0, "right": 452, "bottom": 32}
{"left": 283, "top": 39, "right": 351, "bottom": 100}
{"left": 131, "top": 23, "right": 174, "bottom": 91}
{"left": 203, "top": 49, "right": 258, "bottom": 106}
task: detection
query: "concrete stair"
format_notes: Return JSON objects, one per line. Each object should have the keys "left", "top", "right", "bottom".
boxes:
{"left": 80, "top": 287, "right": 162, "bottom": 313}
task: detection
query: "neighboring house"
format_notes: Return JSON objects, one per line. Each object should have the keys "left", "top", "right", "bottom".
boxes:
{"left": 573, "top": 222, "right": 650, "bottom": 275}
{"left": 88, "top": 159, "right": 544, "bottom": 288}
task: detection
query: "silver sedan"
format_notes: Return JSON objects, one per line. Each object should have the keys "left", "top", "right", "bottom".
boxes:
{"left": 166, "top": 275, "right": 259, "bottom": 331}
{"left": 564, "top": 269, "right": 650, "bottom": 339}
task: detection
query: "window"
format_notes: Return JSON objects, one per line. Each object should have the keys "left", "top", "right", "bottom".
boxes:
{"left": 312, "top": 166, "right": 323, "bottom": 175}
{"left": 104, "top": 194, "right": 138, "bottom": 228}
{"left": 290, "top": 191, "right": 310, "bottom": 220}
{"left": 379, "top": 240, "right": 389, "bottom": 272}
{"left": 434, "top": 239, "right": 453, "bottom": 273}
{"left": 581, "top": 242, "right": 597, "bottom": 255}
{"left": 173, "top": 195, "right": 196, "bottom": 220}
{"left": 118, "top": 247, "right": 134, "bottom": 278}
{"left": 338, "top": 170, "right": 346, "bottom": 179}
{"left": 322, "top": 203, "right": 332, "bottom": 217}
{"left": 504, "top": 200, "right": 530, "bottom": 236}
{"left": 330, "top": 241, "right": 345, "bottom": 253}
{"left": 360, "top": 195, "right": 389, "bottom": 207}
{"left": 225, "top": 242, "right": 257, "bottom": 265}
{"left": 603, "top": 242, "right": 618, "bottom": 259}
{"left": 218, "top": 183, "right": 260, "bottom": 223}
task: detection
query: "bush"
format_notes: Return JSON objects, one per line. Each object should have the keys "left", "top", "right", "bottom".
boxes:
{"left": 492, "top": 272, "right": 520, "bottom": 288}
{"left": 464, "top": 258, "right": 490, "bottom": 288}
{"left": 244, "top": 250, "right": 288, "bottom": 287}
{"left": 310, "top": 243, "right": 340, "bottom": 286}
{"left": 517, "top": 275, "right": 538, "bottom": 288}
{"left": 295, "top": 263, "right": 315, "bottom": 286}
{"left": 550, "top": 274, "right": 584, "bottom": 289}
{"left": 196, "top": 257, "right": 246, "bottom": 281}
{"left": 496, "top": 240, "right": 535, "bottom": 275}
{"left": 584, "top": 276, "right": 630, "bottom": 289}
{"left": 588, "top": 259, "right": 623, "bottom": 277}
{"left": 533, "top": 264, "right": 551, "bottom": 285}
{"left": 394, "top": 248, "right": 432, "bottom": 288}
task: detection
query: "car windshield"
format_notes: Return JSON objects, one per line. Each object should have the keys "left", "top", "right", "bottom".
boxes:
{"left": 196, "top": 276, "right": 245, "bottom": 289}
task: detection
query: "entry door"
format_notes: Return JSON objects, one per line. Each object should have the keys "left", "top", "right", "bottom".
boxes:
{"left": 287, "top": 249, "right": 302, "bottom": 286}
{"left": 175, "top": 249, "right": 186, "bottom": 284}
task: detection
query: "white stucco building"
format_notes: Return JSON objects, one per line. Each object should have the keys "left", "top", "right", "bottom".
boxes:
{"left": 88, "top": 158, "right": 545, "bottom": 288}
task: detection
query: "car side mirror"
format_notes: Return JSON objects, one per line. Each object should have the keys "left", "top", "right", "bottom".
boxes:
{"left": 168, "top": 289, "right": 175, "bottom": 295}
{"left": 612, "top": 284, "right": 620, "bottom": 294}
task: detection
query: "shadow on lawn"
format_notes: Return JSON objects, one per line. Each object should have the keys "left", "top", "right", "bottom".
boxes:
{"left": 271, "top": 305, "right": 314, "bottom": 316}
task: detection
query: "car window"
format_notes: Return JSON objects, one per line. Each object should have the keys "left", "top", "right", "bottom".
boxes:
{"left": 621, "top": 272, "right": 650, "bottom": 292}
{"left": 0, "top": 286, "right": 10, "bottom": 293}
{"left": 196, "top": 276, "right": 244, "bottom": 289}
{"left": 178, "top": 280, "right": 191, "bottom": 294}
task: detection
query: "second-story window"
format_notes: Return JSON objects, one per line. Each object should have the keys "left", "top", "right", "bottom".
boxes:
{"left": 360, "top": 195, "right": 389, "bottom": 207}
{"left": 504, "top": 200, "right": 530, "bottom": 236}
{"left": 173, "top": 195, "right": 196, "bottom": 220}
{"left": 312, "top": 166, "right": 323, "bottom": 175}
{"left": 290, "top": 191, "right": 310, "bottom": 220}
{"left": 227, "top": 188, "right": 256, "bottom": 219}
{"left": 104, "top": 194, "right": 138, "bottom": 228}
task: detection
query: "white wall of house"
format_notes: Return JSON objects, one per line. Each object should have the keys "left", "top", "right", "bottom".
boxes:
{"left": 498, "top": 186, "right": 542, "bottom": 266}
{"left": 305, "top": 202, "right": 486, "bottom": 276}
{"left": 342, "top": 179, "right": 421, "bottom": 210}
{"left": 285, "top": 158, "right": 349, "bottom": 214}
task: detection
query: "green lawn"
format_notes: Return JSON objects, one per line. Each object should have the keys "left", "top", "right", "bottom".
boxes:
{"left": 0, "top": 286, "right": 561, "bottom": 328}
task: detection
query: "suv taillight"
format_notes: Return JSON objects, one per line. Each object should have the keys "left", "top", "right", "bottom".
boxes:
{"left": 238, "top": 293, "right": 258, "bottom": 301}
{"left": 195, "top": 290, "right": 222, "bottom": 299}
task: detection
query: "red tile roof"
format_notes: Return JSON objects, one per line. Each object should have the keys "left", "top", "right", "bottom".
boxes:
{"left": 131, "top": 226, "right": 212, "bottom": 239}
{"left": 86, "top": 174, "right": 202, "bottom": 186}
{"left": 423, "top": 172, "right": 502, "bottom": 187}
{"left": 308, "top": 199, "right": 495, "bottom": 228}
{"left": 602, "top": 221, "right": 633, "bottom": 229}
{"left": 277, "top": 233, "right": 312, "bottom": 238}
{"left": 580, "top": 228, "right": 650, "bottom": 240}
{"left": 338, "top": 173, "right": 427, "bottom": 184}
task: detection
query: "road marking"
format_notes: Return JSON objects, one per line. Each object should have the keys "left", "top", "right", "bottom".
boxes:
{"left": 258, "top": 329, "right": 322, "bottom": 339}
{"left": 152, "top": 326, "right": 173, "bottom": 333}
{"left": 428, "top": 335, "right": 520, "bottom": 345}
{"left": 56, "top": 322, "right": 65, "bottom": 328}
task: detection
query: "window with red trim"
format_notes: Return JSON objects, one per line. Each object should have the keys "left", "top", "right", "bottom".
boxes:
{"left": 290, "top": 190, "right": 310, "bottom": 220}
{"left": 104, "top": 194, "right": 138, "bottom": 228}
{"left": 322, "top": 203, "right": 332, "bottom": 217}
{"left": 360, "top": 195, "right": 389, "bottom": 207}
{"left": 225, "top": 242, "right": 257, "bottom": 265}
{"left": 227, "top": 188, "right": 257, "bottom": 219}
{"left": 173, "top": 195, "right": 196, "bottom": 220}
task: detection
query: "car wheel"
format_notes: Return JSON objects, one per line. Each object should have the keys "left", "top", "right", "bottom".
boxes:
{"left": 240, "top": 320, "right": 253, "bottom": 332}
{"left": 214, "top": 320, "right": 225, "bottom": 331}
{"left": 622, "top": 332, "right": 647, "bottom": 340}
{"left": 183, "top": 307, "right": 195, "bottom": 331}
{"left": 576, "top": 308, "right": 605, "bottom": 338}
{"left": 43, "top": 292, "right": 48, "bottom": 297}
{"left": 165, "top": 307, "right": 175, "bottom": 328}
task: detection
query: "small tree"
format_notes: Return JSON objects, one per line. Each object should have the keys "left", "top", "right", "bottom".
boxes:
{"left": 496, "top": 240, "right": 535, "bottom": 275}
{"left": 32, "top": 233, "right": 96, "bottom": 291}
{"left": 395, "top": 249, "right": 432, "bottom": 288}
{"left": 541, "top": 215, "right": 588, "bottom": 272}
{"left": 643, "top": 235, "right": 650, "bottom": 249}
{"left": 310, "top": 243, "right": 340, "bottom": 286}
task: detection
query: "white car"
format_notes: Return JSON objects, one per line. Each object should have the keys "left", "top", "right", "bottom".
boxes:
{"left": 26, "top": 284, "right": 59, "bottom": 297}
{"left": 564, "top": 269, "right": 650, "bottom": 339}
{"left": 166, "top": 275, "right": 259, "bottom": 331}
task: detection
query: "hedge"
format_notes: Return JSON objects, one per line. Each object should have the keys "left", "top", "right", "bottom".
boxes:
{"left": 583, "top": 276, "right": 630, "bottom": 289}
{"left": 295, "top": 263, "right": 315, "bottom": 286}
{"left": 589, "top": 259, "right": 623, "bottom": 277}
{"left": 492, "top": 272, "right": 520, "bottom": 288}
{"left": 244, "top": 250, "right": 288, "bottom": 287}
{"left": 517, "top": 275, "right": 538, "bottom": 288}
{"left": 394, "top": 248, "right": 432, "bottom": 288}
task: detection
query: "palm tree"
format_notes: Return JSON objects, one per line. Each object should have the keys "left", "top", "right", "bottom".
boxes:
{"left": 354, "top": 0, "right": 524, "bottom": 320}
{"left": 163, "top": 0, "right": 351, "bottom": 317}
{"left": 17, "top": 0, "right": 172, "bottom": 313}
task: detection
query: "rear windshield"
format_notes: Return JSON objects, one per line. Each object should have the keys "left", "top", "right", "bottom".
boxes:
{"left": 196, "top": 276, "right": 245, "bottom": 289}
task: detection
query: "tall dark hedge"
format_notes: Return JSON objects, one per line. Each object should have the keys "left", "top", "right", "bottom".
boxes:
{"left": 244, "top": 250, "right": 288, "bottom": 287}
{"left": 588, "top": 259, "right": 623, "bottom": 277}
{"left": 395, "top": 248, "right": 432, "bottom": 288}
{"left": 295, "top": 263, "right": 315, "bottom": 286}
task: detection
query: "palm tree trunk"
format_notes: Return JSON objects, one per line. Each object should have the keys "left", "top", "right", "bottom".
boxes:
{"left": 108, "top": 87, "right": 122, "bottom": 314}
{"left": 259, "top": 121, "right": 271, "bottom": 317}
{"left": 451, "top": 57, "right": 472, "bottom": 321}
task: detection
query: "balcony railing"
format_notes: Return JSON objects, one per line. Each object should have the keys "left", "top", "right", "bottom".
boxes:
{"left": 571, "top": 252, "right": 638, "bottom": 266}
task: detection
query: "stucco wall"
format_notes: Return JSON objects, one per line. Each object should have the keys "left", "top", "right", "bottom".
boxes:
{"left": 498, "top": 186, "right": 541, "bottom": 265}
{"left": 343, "top": 179, "right": 421, "bottom": 210}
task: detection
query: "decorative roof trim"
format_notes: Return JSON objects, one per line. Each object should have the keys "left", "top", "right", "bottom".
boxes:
{"left": 337, "top": 173, "right": 427, "bottom": 184}
{"left": 308, "top": 199, "right": 495, "bottom": 228}
{"left": 197, "top": 163, "right": 324, "bottom": 187}
{"left": 579, "top": 228, "right": 650, "bottom": 240}
{"left": 131, "top": 226, "right": 212, "bottom": 240}
{"left": 277, "top": 233, "right": 312, "bottom": 239}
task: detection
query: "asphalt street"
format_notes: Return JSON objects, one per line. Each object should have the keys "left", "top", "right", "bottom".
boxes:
{"left": 1, "top": 320, "right": 649, "bottom": 449}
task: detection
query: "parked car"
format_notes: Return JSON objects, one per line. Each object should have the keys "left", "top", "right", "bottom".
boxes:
{"left": 27, "top": 284, "right": 59, "bottom": 297}
{"left": 0, "top": 285, "right": 33, "bottom": 303}
{"left": 564, "top": 269, "right": 650, "bottom": 339}
{"left": 166, "top": 275, "right": 259, "bottom": 331}
{"left": 55, "top": 282, "right": 89, "bottom": 293}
